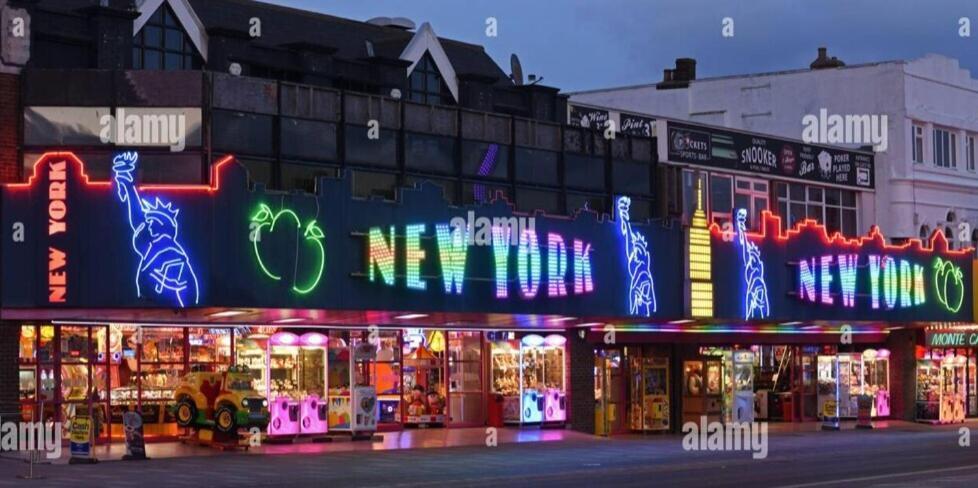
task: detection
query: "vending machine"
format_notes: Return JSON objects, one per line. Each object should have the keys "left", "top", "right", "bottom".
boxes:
{"left": 731, "top": 350, "right": 755, "bottom": 423}
{"left": 350, "top": 342, "right": 378, "bottom": 434}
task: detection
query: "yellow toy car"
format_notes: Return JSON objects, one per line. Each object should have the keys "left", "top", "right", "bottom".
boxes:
{"left": 171, "top": 366, "right": 269, "bottom": 433}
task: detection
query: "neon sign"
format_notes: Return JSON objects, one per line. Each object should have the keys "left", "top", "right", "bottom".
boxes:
{"left": 688, "top": 180, "right": 712, "bottom": 318}
{"left": 47, "top": 159, "right": 68, "bottom": 303}
{"left": 800, "top": 254, "right": 925, "bottom": 310}
{"left": 933, "top": 258, "right": 964, "bottom": 313}
{"left": 735, "top": 209, "right": 769, "bottom": 319}
{"left": 364, "top": 224, "right": 594, "bottom": 300}
{"left": 617, "top": 196, "right": 656, "bottom": 316}
{"left": 250, "top": 204, "right": 326, "bottom": 294}
{"left": 113, "top": 152, "right": 199, "bottom": 307}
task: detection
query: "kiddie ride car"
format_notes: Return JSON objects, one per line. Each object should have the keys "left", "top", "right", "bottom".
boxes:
{"left": 171, "top": 366, "right": 270, "bottom": 440}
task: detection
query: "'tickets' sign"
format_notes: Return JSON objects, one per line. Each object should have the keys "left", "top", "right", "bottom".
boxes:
{"left": 926, "top": 330, "right": 978, "bottom": 348}
{"left": 710, "top": 211, "right": 973, "bottom": 322}
{"left": 663, "top": 121, "right": 875, "bottom": 190}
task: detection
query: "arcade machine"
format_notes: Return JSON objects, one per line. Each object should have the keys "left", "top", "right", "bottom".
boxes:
{"left": 838, "top": 353, "right": 862, "bottom": 418}
{"left": 519, "top": 335, "right": 545, "bottom": 425}
{"left": 327, "top": 337, "right": 353, "bottom": 430}
{"left": 403, "top": 338, "right": 447, "bottom": 427}
{"left": 817, "top": 354, "right": 839, "bottom": 422}
{"left": 327, "top": 337, "right": 379, "bottom": 435}
{"left": 730, "top": 350, "right": 755, "bottom": 423}
{"left": 861, "top": 349, "right": 890, "bottom": 417}
{"left": 373, "top": 334, "right": 401, "bottom": 427}
{"left": 266, "top": 331, "right": 329, "bottom": 437}
{"left": 939, "top": 354, "right": 967, "bottom": 423}
{"left": 541, "top": 334, "right": 567, "bottom": 425}
{"left": 629, "top": 355, "right": 670, "bottom": 432}
{"left": 682, "top": 357, "right": 723, "bottom": 425}
{"left": 490, "top": 338, "right": 521, "bottom": 424}
{"left": 350, "top": 341, "right": 379, "bottom": 435}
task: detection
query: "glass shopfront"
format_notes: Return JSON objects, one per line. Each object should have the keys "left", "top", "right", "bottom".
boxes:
{"left": 16, "top": 323, "right": 525, "bottom": 443}
{"left": 17, "top": 324, "right": 234, "bottom": 442}
{"left": 916, "top": 348, "right": 975, "bottom": 423}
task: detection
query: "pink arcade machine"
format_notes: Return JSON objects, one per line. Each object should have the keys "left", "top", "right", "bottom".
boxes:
{"left": 267, "top": 331, "right": 329, "bottom": 437}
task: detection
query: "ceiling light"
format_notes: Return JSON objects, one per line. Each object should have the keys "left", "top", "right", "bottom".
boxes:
{"left": 273, "top": 318, "right": 306, "bottom": 324}
{"left": 393, "top": 313, "right": 428, "bottom": 320}
{"left": 208, "top": 310, "right": 249, "bottom": 318}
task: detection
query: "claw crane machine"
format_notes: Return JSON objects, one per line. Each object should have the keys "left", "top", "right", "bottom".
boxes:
{"left": 628, "top": 351, "right": 670, "bottom": 432}
{"left": 729, "top": 350, "right": 755, "bottom": 423}
{"left": 327, "top": 335, "right": 378, "bottom": 436}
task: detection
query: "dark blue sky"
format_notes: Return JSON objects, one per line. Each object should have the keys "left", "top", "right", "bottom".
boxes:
{"left": 269, "top": 0, "right": 977, "bottom": 92}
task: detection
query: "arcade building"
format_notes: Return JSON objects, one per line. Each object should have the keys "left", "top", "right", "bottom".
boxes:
{"left": 0, "top": 0, "right": 975, "bottom": 446}
{"left": 1, "top": 149, "right": 974, "bottom": 444}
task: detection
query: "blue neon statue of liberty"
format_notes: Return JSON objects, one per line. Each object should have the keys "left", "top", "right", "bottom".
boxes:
{"left": 617, "top": 196, "right": 656, "bottom": 316}
{"left": 112, "top": 151, "right": 199, "bottom": 307}
{"left": 736, "top": 208, "right": 769, "bottom": 319}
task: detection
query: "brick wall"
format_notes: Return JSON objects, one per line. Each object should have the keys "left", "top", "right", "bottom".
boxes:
{"left": 0, "top": 73, "right": 19, "bottom": 183}
{"left": 0, "top": 322, "right": 19, "bottom": 417}
{"left": 886, "top": 329, "right": 917, "bottom": 421}
{"left": 567, "top": 332, "right": 594, "bottom": 434}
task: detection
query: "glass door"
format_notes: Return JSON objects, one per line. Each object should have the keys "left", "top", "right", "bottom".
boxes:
{"left": 595, "top": 349, "right": 625, "bottom": 435}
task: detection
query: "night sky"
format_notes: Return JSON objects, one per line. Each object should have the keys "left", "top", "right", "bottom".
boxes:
{"left": 267, "top": 0, "right": 978, "bottom": 92}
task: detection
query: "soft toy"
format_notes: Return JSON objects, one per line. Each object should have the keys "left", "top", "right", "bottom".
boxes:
{"left": 426, "top": 391, "right": 445, "bottom": 415}
{"left": 407, "top": 385, "right": 427, "bottom": 416}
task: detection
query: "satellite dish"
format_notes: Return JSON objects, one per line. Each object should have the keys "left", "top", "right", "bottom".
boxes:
{"left": 510, "top": 54, "right": 524, "bottom": 86}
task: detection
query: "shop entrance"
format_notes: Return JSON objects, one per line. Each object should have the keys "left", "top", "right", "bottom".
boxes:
{"left": 594, "top": 349, "right": 626, "bottom": 436}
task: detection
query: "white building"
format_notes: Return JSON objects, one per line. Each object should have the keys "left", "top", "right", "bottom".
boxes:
{"left": 570, "top": 50, "right": 978, "bottom": 247}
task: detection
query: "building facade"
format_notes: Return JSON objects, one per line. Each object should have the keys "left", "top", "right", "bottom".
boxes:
{"left": 0, "top": 1, "right": 976, "bottom": 448}
{"left": 570, "top": 50, "right": 978, "bottom": 249}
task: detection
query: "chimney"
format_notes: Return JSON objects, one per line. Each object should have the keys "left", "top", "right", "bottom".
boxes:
{"left": 675, "top": 58, "right": 696, "bottom": 81}
{"left": 810, "top": 46, "right": 845, "bottom": 70}
{"left": 657, "top": 58, "right": 696, "bottom": 90}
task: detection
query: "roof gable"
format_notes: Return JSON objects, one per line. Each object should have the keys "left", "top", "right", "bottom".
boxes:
{"left": 400, "top": 22, "right": 458, "bottom": 102}
{"left": 134, "top": 0, "right": 208, "bottom": 61}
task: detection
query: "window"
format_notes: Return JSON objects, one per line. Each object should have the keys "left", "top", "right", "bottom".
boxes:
{"left": 407, "top": 53, "right": 449, "bottom": 105}
{"left": 933, "top": 127, "right": 957, "bottom": 168}
{"left": 913, "top": 124, "right": 925, "bottom": 164}
{"left": 967, "top": 135, "right": 975, "bottom": 172}
{"left": 733, "top": 177, "right": 767, "bottom": 230}
{"left": 132, "top": 4, "right": 200, "bottom": 70}
{"left": 708, "top": 174, "right": 733, "bottom": 225}
{"left": 775, "top": 183, "right": 857, "bottom": 235}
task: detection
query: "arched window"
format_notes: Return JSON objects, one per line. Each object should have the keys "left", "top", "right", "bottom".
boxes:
{"left": 946, "top": 210, "right": 957, "bottom": 222}
{"left": 407, "top": 52, "right": 449, "bottom": 105}
{"left": 971, "top": 228, "right": 978, "bottom": 248}
{"left": 945, "top": 226, "right": 954, "bottom": 249}
{"left": 919, "top": 225, "right": 930, "bottom": 239}
{"left": 132, "top": 3, "right": 201, "bottom": 70}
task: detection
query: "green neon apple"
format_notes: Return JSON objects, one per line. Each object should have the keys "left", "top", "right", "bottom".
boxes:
{"left": 251, "top": 204, "right": 325, "bottom": 294}
{"left": 933, "top": 258, "right": 964, "bottom": 314}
